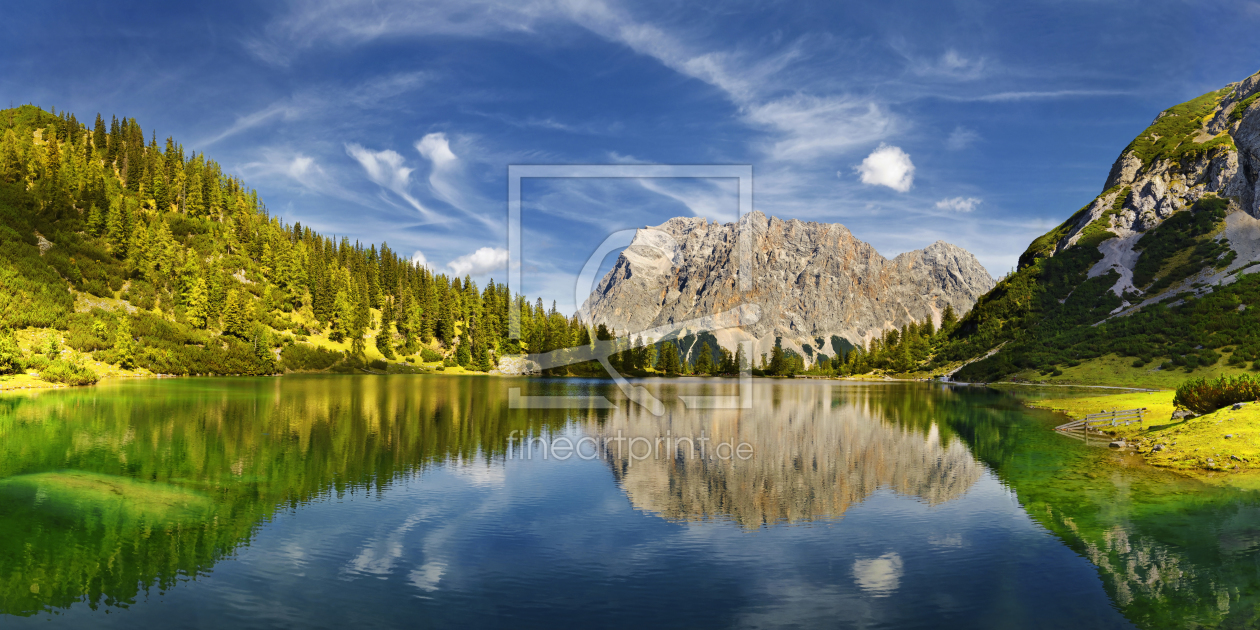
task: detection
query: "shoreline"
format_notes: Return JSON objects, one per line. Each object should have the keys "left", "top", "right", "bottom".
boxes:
{"left": 1025, "top": 389, "right": 1260, "bottom": 485}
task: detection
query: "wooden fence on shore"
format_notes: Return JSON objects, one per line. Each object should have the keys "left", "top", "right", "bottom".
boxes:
{"left": 1055, "top": 408, "right": 1147, "bottom": 433}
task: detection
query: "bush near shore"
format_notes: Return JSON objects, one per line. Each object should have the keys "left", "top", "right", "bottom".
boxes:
{"left": 1175, "top": 374, "right": 1260, "bottom": 415}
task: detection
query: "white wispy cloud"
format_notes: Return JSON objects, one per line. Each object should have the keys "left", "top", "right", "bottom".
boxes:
{"left": 248, "top": 0, "right": 896, "bottom": 164}
{"left": 745, "top": 95, "right": 895, "bottom": 162}
{"left": 448, "top": 246, "right": 508, "bottom": 277}
{"left": 853, "top": 144, "right": 914, "bottom": 193}
{"left": 946, "top": 126, "right": 979, "bottom": 150}
{"left": 953, "top": 89, "right": 1129, "bottom": 103}
{"left": 345, "top": 143, "right": 443, "bottom": 222}
{"left": 349, "top": 71, "right": 432, "bottom": 107}
{"left": 238, "top": 149, "right": 377, "bottom": 209}
{"left": 935, "top": 197, "right": 981, "bottom": 213}
{"left": 907, "top": 48, "right": 987, "bottom": 81}
{"left": 634, "top": 177, "right": 740, "bottom": 223}
{"left": 415, "top": 133, "right": 499, "bottom": 229}
{"left": 199, "top": 100, "right": 304, "bottom": 147}
{"left": 411, "top": 250, "right": 430, "bottom": 268}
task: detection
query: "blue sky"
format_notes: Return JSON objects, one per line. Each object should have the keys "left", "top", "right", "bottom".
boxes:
{"left": 5, "top": 0, "right": 1260, "bottom": 312}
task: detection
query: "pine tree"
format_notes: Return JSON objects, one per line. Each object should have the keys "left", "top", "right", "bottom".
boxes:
{"left": 114, "top": 312, "right": 135, "bottom": 369}
{"left": 106, "top": 195, "right": 130, "bottom": 258}
{"left": 1, "top": 129, "right": 25, "bottom": 183}
{"left": 893, "top": 339, "right": 913, "bottom": 373}
{"left": 375, "top": 325, "right": 396, "bottom": 359}
{"left": 187, "top": 278, "right": 209, "bottom": 328}
{"left": 93, "top": 113, "right": 106, "bottom": 153}
{"left": 0, "top": 327, "right": 21, "bottom": 374}
{"left": 941, "top": 303, "right": 958, "bottom": 333}
{"left": 250, "top": 322, "right": 272, "bottom": 366}
{"left": 186, "top": 168, "right": 204, "bottom": 217}
{"left": 332, "top": 287, "right": 354, "bottom": 343}
{"left": 86, "top": 203, "right": 104, "bottom": 236}
{"left": 223, "top": 289, "right": 250, "bottom": 338}
{"left": 659, "top": 341, "right": 681, "bottom": 374}
{"left": 695, "top": 342, "right": 713, "bottom": 375}
{"left": 769, "top": 346, "right": 786, "bottom": 375}
{"left": 476, "top": 344, "right": 493, "bottom": 372}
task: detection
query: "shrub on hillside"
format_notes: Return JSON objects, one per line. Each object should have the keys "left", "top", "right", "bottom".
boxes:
{"left": 420, "top": 347, "right": 442, "bottom": 362}
{"left": 1174, "top": 374, "right": 1260, "bottom": 414}
{"left": 280, "top": 343, "right": 342, "bottom": 371}
{"left": 41, "top": 358, "right": 98, "bottom": 386}
{"left": 0, "top": 328, "right": 22, "bottom": 374}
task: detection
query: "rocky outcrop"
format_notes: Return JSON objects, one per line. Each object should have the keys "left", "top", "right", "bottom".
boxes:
{"left": 1037, "top": 69, "right": 1260, "bottom": 314}
{"left": 583, "top": 211, "right": 994, "bottom": 362}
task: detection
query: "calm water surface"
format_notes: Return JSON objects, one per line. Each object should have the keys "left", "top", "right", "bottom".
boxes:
{"left": 2, "top": 376, "right": 1258, "bottom": 629}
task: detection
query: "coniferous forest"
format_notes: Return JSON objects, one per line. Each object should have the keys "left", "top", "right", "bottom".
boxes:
{"left": 0, "top": 105, "right": 664, "bottom": 383}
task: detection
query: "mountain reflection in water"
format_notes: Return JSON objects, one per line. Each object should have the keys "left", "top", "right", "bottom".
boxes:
{"left": 589, "top": 381, "right": 983, "bottom": 527}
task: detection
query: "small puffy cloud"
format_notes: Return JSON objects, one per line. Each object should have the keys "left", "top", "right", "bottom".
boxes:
{"left": 946, "top": 126, "right": 979, "bottom": 150}
{"left": 852, "top": 144, "right": 914, "bottom": 193}
{"left": 448, "top": 247, "right": 508, "bottom": 277}
{"left": 410, "top": 250, "right": 430, "bottom": 268}
{"left": 935, "top": 197, "right": 982, "bottom": 212}
{"left": 416, "top": 132, "right": 458, "bottom": 168}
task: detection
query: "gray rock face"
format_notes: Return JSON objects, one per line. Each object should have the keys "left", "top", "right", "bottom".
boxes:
{"left": 1048, "top": 69, "right": 1260, "bottom": 314}
{"left": 583, "top": 211, "right": 994, "bottom": 361}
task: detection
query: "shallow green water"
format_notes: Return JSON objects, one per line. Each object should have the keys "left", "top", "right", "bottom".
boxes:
{"left": 0, "top": 376, "right": 1256, "bottom": 628}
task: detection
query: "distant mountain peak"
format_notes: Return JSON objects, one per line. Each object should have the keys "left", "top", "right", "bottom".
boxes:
{"left": 584, "top": 212, "right": 993, "bottom": 363}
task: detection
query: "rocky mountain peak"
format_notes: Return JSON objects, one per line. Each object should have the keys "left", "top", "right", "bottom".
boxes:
{"left": 583, "top": 212, "right": 994, "bottom": 363}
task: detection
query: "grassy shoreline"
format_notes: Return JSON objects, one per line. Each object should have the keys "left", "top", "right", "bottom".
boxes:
{"left": 1026, "top": 389, "right": 1260, "bottom": 480}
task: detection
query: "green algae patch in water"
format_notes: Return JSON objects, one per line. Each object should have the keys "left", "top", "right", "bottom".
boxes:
{"left": 0, "top": 472, "right": 221, "bottom": 617}
{"left": 0, "top": 471, "right": 214, "bottom": 522}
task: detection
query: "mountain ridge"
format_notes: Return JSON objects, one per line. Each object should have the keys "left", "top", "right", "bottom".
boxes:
{"left": 584, "top": 210, "right": 995, "bottom": 363}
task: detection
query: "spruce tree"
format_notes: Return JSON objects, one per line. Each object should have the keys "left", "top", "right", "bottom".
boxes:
{"left": 941, "top": 303, "right": 958, "bottom": 333}
{"left": 694, "top": 342, "right": 713, "bottom": 375}
{"left": 86, "top": 203, "right": 104, "bottom": 236}
{"left": 659, "top": 341, "right": 680, "bottom": 374}
{"left": 93, "top": 113, "right": 106, "bottom": 152}
{"left": 0, "top": 327, "right": 21, "bottom": 374}
{"left": 375, "top": 326, "right": 395, "bottom": 359}
{"left": 106, "top": 195, "right": 130, "bottom": 258}
{"left": 476, "top": 344, "right": 493, "bottom": 372}
{"left": 331, "top": 287, "right": 353, "bottom": 342}
{"left": 187, "top": 278, "right": 209, "bottom": 328}
{"left": 114, "top": 312, "right": 135, "bottom": 369}
{"left": 223, "top": 289, "right": 249, "bottom": 338}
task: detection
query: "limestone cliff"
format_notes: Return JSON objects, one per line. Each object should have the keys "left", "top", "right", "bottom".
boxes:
{"left": 583, "top": 211, "right": 994, "bottom": 362}
{"left": 1022, "top": 69, "right": 1260, "bottom": 315}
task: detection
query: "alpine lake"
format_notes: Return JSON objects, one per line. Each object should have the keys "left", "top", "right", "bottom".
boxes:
{"left": 2, "top": 375, "right": 1259, "bottom": 629}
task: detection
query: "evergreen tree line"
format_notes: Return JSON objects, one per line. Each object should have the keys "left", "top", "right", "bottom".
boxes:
{"left": 0, "top": 105, "right": 650, "bottom": 376}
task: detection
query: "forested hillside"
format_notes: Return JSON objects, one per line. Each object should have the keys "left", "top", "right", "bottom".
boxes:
{"left": 0, "top": 105, "right": 653, "bottom": 384}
